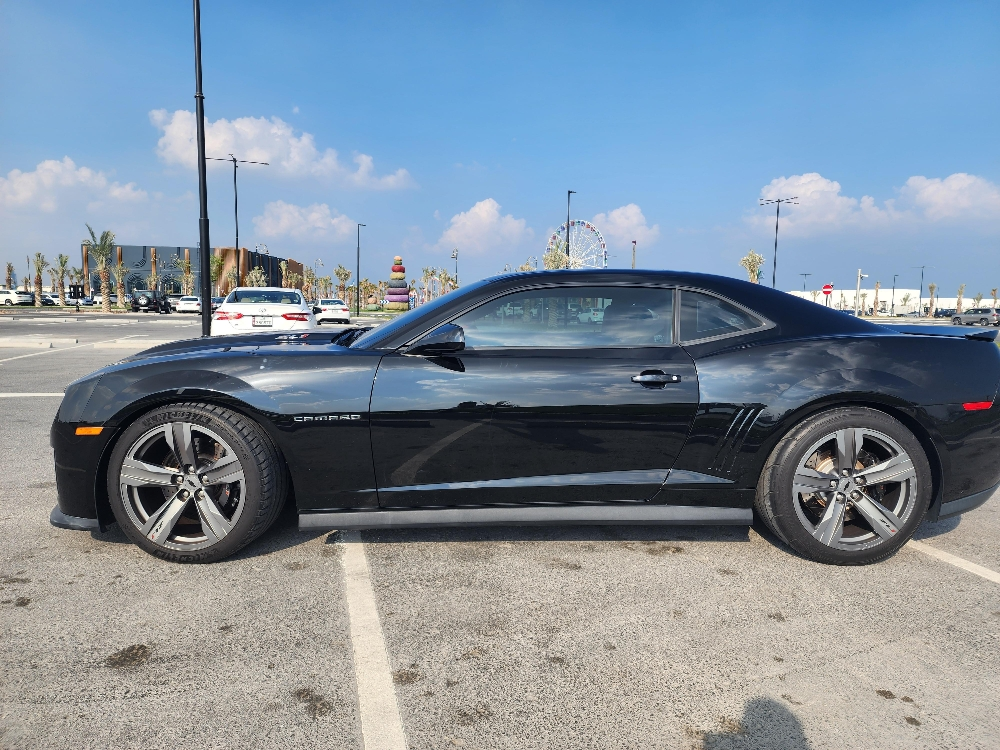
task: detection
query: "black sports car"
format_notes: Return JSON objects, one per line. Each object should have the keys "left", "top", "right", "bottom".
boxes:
{"left": 51, "top": 270, "right": 1000, "bottom": 565}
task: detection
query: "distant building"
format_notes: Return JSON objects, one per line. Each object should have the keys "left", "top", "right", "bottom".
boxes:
{"left": 80, "top": 245, "right": 303, "bottom": 296}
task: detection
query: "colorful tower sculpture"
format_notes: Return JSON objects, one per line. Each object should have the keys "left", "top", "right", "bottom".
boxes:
{"left": 385, "top": 255, "right": 410, "bottom": 311}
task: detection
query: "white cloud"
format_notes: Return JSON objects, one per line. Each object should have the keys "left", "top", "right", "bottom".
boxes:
{"left": 592, "top": 204, "right": 660, "bottom": 246}
{"left": 149, "top": 109, "right": 413, "bottom": 190}
{"left": 436, "top": 198, "right": 532, "bottom": 254}
{"left": 0, "top": 157, "right": 147, "bottom": 212}
{"left": 752, "top": 172, "right": 1000, "bottom": 236}
{"left": 252, "top": 200, "right": 355, "bottom": 240}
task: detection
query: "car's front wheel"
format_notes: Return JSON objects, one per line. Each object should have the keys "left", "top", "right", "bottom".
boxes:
{"left": 755, "top": 407, "right": 931, "bottom": 565}
{"left": 107, "top": 403, "right": 287, "bottom": 563}
{"left": 952, "top": 316, "right": 962, "bottom": 325}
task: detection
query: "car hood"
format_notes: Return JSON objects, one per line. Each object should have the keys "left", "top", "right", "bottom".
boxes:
{"left": 121, "top": 328, "right": 373, "bottom": 361}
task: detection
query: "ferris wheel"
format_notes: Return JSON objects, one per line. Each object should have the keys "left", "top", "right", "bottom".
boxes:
{"left": 546, "top": 220, "right": 608, "bottom": 269}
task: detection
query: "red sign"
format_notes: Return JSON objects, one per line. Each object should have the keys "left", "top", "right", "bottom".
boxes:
{"left": 822, "top": 284, "right": 833, "bottom": 296}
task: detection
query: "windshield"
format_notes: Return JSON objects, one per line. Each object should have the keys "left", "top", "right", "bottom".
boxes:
{"left": 225, "top": 290, "right": 303, "bottom": 305}
{"left": 320, "top": 299, "right": 345, "bottom": 305}
{"left": 352, "top": 277, "right": 493, "bottom": 349}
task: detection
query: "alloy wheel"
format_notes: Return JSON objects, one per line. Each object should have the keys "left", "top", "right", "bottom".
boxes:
{"left": 792, "top": 427, "right": 918, "bottom": 552}
{"left": 119, "top": 421, "right": 246, "bottom": 551}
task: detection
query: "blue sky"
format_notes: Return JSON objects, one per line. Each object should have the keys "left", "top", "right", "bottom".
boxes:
{"left": 2, "top": 1, "right": 998, "bottom": 296}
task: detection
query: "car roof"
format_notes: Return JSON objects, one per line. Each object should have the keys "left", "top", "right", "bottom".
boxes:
{"left": 354, "top": 269, "right": 882, "bottom": 350}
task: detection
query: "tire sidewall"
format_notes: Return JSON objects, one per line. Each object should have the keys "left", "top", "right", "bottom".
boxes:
{"left": 764, "top": 407, "right": 932, "bottom": 565}
{"left": 106, "top": 403, "right": 268, "bottom": 563}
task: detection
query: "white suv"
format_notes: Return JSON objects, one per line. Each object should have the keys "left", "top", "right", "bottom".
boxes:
{"left": 0, "top": 289, "right": 32, "bottom": 306}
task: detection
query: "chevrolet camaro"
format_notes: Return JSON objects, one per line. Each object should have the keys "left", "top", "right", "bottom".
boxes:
{"left": 50, "top": 270, "right": 1000, "bottom": 565}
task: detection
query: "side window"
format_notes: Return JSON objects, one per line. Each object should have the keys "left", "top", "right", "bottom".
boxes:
{"left": 679, "top": 290, "right": 762, "bottom": 342}
{"left": 452, "top": 286, "right": 674, "bottom": 349}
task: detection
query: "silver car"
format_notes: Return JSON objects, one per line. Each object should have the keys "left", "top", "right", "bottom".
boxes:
{"left": 952, "top": 308, "right": 1000, "bottom": 326}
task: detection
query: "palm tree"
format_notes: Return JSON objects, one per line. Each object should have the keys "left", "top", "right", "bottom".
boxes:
{"left": 5, "top": 262, "right": 13, "bottom": 290}
{"left": 956, "top": 284, "right": 966, "bottom": 315}
{"left": 69, "top": 267, "right": 82, "bottom": 291}
{"left": 973, "top": 293, "right": 984, "bottom": 309}
{"left": 992, "top": 288, "right": 998, "bottom": 311}
{"left": 32, "top": 253, "right": 49, "bottom": 307}
{"left": 900, "top": 293, "right": 912, "bottom": 311}
{"left": 225, "top": 266, "right": 239, "bottom": 294}
{"left": 333, "top": 264, "right": 352, "bottom": 297}
{"left": 83, "top": 224, "right": 115, "bottom": 313}
{"left": 111, "top": 262, "right": 129, "bottom": 309}
{"left": 210, "top": 254, "right": 226, "bottom": 296}
{"left": 872, "top": 281, "right": 881, "bottom": 317}
{"left": 739, "top": 250, "right": 765, "bottom": 284}
{"left": 926, "top": 283, "right": 937, "bottom": 317}
{"left": 53, "top": 254, "right": 70, "bottom": 306}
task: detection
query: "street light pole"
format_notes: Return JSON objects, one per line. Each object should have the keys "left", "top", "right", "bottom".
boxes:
{"left": 631, "top": 240, "right": 636, "bottom": 269}
{"left": 854, "top": 269, "right": 868, "bottom": 317}
{"left": 913, "top": 265, "right": 926, "bottom": 316}
{"left": 566, "top": 190, "right": 576, "bottom": 262}
{"left": 192, "top": 0, "right": 212, "bottom": 337}
{"left": 356, "top": 223, "right": 365, "bottom": 317}
{"left": 451, "top": 248, "right": 458, "bottom": 285}
{"left": 759, "top": 197, "right": 798, "bottom": 289}
{"left": 800, "top": 273, "right": 812, "bottom": 292}
{"left": 891, "top": 274, "right": 899, "bottom": 316}
{"left": 206, "top": 155, "right": 268, "bottom": 283}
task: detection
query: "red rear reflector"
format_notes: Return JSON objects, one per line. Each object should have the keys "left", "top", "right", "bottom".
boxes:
{"left": 75, "top": 426, "right": 103, "bottom": 436}
{"left": 214, "top": 311, "right": 244, "bottom": 321}
{"left": 963, "top": 401, "right": 993, "bottom": 411}
{"left": 282, "top": 312, "right": 310, "bottom": 321}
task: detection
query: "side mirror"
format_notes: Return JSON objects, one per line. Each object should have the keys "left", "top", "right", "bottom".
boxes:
{"left": 405, "top": 323, "right": 465, "bottom": 355}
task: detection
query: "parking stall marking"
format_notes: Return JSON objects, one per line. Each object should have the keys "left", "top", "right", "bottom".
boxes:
{"left": 908, "top": 539, "right": 1000, "bottom": 585}
{"left": 0, "top": 334, "right": 149, "bottom": 363}
{"left": 0, "top": 393, "right": 64, "bottom": 398}
{"left": 339, "top": 530, "right": 408, "bottom": 750}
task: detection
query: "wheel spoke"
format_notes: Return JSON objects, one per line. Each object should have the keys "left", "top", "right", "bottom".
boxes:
{"left": 793, "top": 466, "right": 838, "bottom": 493}
{"left": 166, "top": 422, "right": 197, "bottom": 470}
{"left": 835, "top": 428, "right": 863, "bottom": 473}
{"left": 121, "top": 457, "right": 177, "bottom": 487}
{"left": 195, "top": 494, "right": 233, "bottom": 543}
{"left": 855, "top": 454, "right": 916, "bottom": 486}
{"left": 140, "top": 491, "right": 190, "bottom": 543}
{"left": 852, "top": 493, "right": 901, "bottom": 539}
{"left": 813, "top": 496, "right": 848, "bottom": 546}
{"left": 201, "top": 452, "right": 243, "bottom": 485}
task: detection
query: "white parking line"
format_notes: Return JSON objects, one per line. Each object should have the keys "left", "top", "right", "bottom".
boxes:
{"left": 339, "top": 530, "right": 408, "bottom": 750}
{"left": 0, "top": 393, "right": 63, "bottom": 398}
{"left": 908, "top": 539, "right": 1000, "bottom": 585}
{"left": 0, "top": 334, "right": 147, "bottom": 364}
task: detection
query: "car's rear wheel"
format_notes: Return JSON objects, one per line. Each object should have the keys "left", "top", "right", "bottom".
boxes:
{"left": 980, "top": 318, "right": 990, "bottom": 326}
{"left": 952, "top": 316, "right": 962, "bottom": 325}
{"left": 755, "top": 407, "right": 931, "bottom": 565}
{"left": 107, "top": 402, "right": 287, "bottom": 563}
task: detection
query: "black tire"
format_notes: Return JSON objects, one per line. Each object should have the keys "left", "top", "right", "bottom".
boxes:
{"left": 754, "top": 406, "right": 932, "bottom": 565}
{"left": 106, "top": 402, "right": 288, "bottom": 563}
{"left": 980, "top": 318, "right": 990, "bottom": 326}
{"left": 952, "top": 317, "right": 962, "bottom": 325}
{"left": 3, "top": 299, "right": 11, "bottom": 306}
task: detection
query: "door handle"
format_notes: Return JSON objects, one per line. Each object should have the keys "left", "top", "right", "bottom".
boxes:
{"left": 631, "top": 371, "right": 681, "bottom": 387}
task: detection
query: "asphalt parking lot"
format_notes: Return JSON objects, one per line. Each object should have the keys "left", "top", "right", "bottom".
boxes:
{"left": 1, "top": 314, "right": 999, "bottom": 750}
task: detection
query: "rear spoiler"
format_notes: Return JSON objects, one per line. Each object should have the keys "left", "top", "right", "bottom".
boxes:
{"left": 880, "top": 324, "right": 999, "bottom": 342}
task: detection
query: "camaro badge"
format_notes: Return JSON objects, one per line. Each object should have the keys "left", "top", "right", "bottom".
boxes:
{"left": 293, "top": 414, "right": 362, "bottom": 422}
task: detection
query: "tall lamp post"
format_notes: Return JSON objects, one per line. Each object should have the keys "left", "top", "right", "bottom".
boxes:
{"left": 355, "top": 223, "right": 365, "bottom": 317}
{"left": 565, "top": 190, "right": 576, "bottom": 261}
{"left": 913, "top": 265, "right": 927, "bottom": 316}
{"left": 451, "top": 248, "right": 459, "bottom": 285}
{"left": 799, "top": 273, "right": 812, "bottom": 292}
{"left": 854, "top": 269, "right": 869, "bottom": 317}
{"left": 759, "top": 196, "right": 798, "bottom": 289}
{"left": 193, "top": 0, "right": 212, "bottom": 336}
{"left": 890, "top": 274, "right": 900, "bottom": 316}
{"left": 206, "top": 154, "right": 269, "bottom": 283}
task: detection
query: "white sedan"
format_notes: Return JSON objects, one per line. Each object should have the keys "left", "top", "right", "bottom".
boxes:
{"left": 211, "top": 287, "right": 317, "bottom": 336}
{"left": 315, "top": 298, "right": 351, "bottom": 324}
{"left": 175, "top": 296, "right": 202, "bottom": 313}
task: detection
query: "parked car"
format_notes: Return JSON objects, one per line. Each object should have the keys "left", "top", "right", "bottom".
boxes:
{"left": 951, "top": 308, "right": 999, "bottom": 326}
{"left": 92, "top": 294, "right": 119, "bottom": 305}
{"left": 50, "top": 269, "right": 1000, "bottom": 566}
{"left": 211, "top": 297, "right": 224, "bottom": 312}
{"left": 165, "top": 294, "right": 184, "bottom": 310}
{"left": 934, "top": 308, "right": 956, "bottom": 319}
{"left": 131, "top": 290, "right": 172, "bottom": 314}
{"left": 174, "top": 296, "right": 202, "bottom": 314}
{"left": 0, "top": 289, "right": 33, "bottom": 306}
{"left": 314, "top": 298, "right": 351, "bottom": 324}
{"left": 577, "top": 307, "right": 605, "bottom": 323}
{"left": 40, "top": 293, "right": 57, "bottom": 306}
{"left": 211, "top": 287, "right": 316, "bottom": 335}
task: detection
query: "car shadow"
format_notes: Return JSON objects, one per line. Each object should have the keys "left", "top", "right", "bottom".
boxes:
{"left": 343, "top": 523, "right": 751, "bottom": 546}
{"left": 699, "top": 697, "right": 812, "bottom": 749}
{"left": 914, "top": 514, "right": 961, "bottom": 540}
